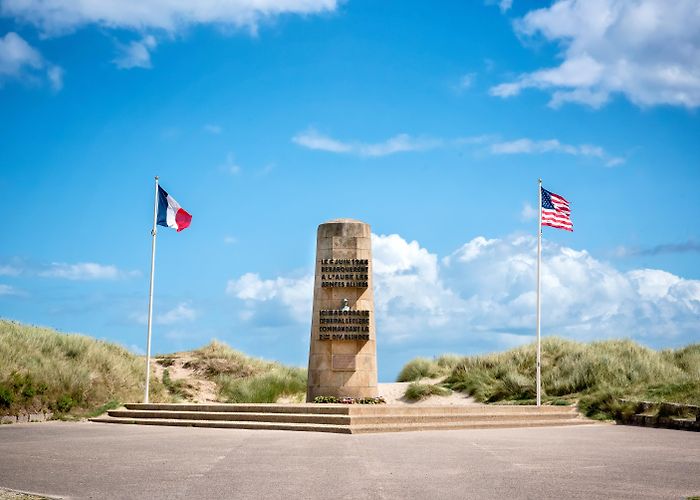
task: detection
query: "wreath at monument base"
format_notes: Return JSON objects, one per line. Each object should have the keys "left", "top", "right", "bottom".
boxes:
{"left": 313, "top": 396, "right": 386, "bottom": 405}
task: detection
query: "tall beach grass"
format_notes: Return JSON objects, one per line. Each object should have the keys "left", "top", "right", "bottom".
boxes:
{"left": 186, "top": 341, "right": 307, "bottom": 403}
{"left": 399, "top": 337, "right": 699, "bottom": 419}
{"left": 0, "top": 319, "right": 168, "bottom": 417}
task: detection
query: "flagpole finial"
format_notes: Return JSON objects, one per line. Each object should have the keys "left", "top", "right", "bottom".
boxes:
{"left": 155, "top": 176, "right": 159, "bottom": 180}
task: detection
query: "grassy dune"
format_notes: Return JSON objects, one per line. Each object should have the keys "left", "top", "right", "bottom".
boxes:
{"left": 182, "top": 341, "right": 306, "bottom": 403}
{"left": 0, "top": 319, "right": 167, "bottom": 418}
{"left": 398, "top": 337, "right": 700, "bottom": 419}
{"left": 0, "top": 320, "right": 306, "bottom": 418}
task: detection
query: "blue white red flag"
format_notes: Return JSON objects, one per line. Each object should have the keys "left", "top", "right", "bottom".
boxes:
{"left": 541, "top": 187, "right": 572, "bottom": 232}
{"left": 157, "top": 186, "right": 192, "bottom": 232}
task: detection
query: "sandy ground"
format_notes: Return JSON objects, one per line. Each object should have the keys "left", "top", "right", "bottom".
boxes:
{"left": 378, "top": 379, "right": 478, "bottom": 406}
{"left": 152, "top": 354, "right": 218, "bottom": 403}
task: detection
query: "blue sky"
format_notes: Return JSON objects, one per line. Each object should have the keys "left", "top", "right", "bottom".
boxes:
{"left": 1, "top": 0, "right": 699, "bottom": 381}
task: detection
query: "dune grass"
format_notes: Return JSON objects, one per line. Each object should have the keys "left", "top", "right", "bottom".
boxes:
{"left": 399, "top": 337, "right": 700, "bottom": 419}
{"left": 0, "top": 319, "right": 169, "bottom": 418}
{"left": 0, "top": 320, "right": 308, "bottom": 418}
{"left": 183, "top": 340, "right": 307, "bottom": 403}
{"left": 403, "top": 382, "right": 452, "bottom": 401}
{"left": 396, "top": 355, "right": 463, "bottom": 382}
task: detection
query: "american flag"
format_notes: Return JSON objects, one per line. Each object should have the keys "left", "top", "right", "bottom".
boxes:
{"left": 541, "top": 187, "right": 573, "bottom": 231}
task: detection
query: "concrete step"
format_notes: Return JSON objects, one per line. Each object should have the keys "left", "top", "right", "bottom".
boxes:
{"left": 108, "top": 409, "right": 350, "bottom": 425}
{"left": 90, "top": 415, "right": 594, "bottom": 434}
{"left": 123, "top": 403, "right": 576, "bottom": 416}
{"left": 348, "top": 405, "right": 577, "bottom": 416}
{"left": 351, "top": 418, "right": 596, "bottom": 434}
{"left": 91, "top": 403, "right": 590, "bottom": 434}
{"left": 350, "top": 412, "right": 579, "bottom": 425}
{"left": 124, "top": 403, "right": 351, "bottom": 415}
{"left": 90, "top": 416, "right": 352, "bottom": 434}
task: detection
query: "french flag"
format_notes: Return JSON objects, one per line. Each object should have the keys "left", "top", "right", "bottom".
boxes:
{"left": 157, "top": 186, "right": 192, "bottom": 232}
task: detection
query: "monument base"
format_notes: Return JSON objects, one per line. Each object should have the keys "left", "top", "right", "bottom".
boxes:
{"left": 90, "top": 402, "right": 593, "bottom": 434}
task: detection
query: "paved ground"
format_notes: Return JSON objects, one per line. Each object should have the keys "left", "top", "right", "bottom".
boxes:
{"left": 1, "top": 421, "right": 698, "bottom": 499}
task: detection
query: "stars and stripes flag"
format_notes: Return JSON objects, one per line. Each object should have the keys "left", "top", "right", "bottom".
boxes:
{"left": 541, "top": 187, "right": 572, "bottom": 231}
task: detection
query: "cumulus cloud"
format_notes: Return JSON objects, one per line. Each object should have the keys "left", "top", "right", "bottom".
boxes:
{"left": 1, "top": 0, "right": 339, "bottom": 35}
{"left": 113, "top": 35, "right": 157, "bottom": 69}
{"left": 225, "top": 233, "right": 700, "bottom": 348}
{"left": 226, "top": 272, "right": 313, "bottom": 324}
{"left": 292, "top": 128, "right": 443, "bottom": 157}
{"left": 491, "top": 0, "right": 700, "bottom": 109}
{"left": 0, "top": 32, "right": 62, "bottom": 90}
{"left": 39, "top": 262, "right": 137, "bottom": 280}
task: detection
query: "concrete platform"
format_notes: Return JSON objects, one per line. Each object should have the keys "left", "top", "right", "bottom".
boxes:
{"left": 90, "top": 403, "right": 593, "bottom": 433}
{"left": 1, "top": 421, "right": 699, "bottom": 499}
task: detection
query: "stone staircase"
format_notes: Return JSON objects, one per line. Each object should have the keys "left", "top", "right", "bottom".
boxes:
{"left": 90, "top": 403, "right": 594, "bottom": 434}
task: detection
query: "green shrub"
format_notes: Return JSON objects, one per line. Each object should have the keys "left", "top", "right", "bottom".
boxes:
{"left": 54, "top": 394, "right": 75, "bottom": 413}
{"left": 396, "top": 358, "right": 443, "bottom": 382}
{"left": 0, "top": 385, "right": 13, "bottom": 408}
{"left": 162, "top": 368, "right": 192, "bottom": 400}
{"left": 404, "top": 382, "right": 452, "bottom": 401}
{"left": 217, "top": 366, "right": 306, "bottom": 403}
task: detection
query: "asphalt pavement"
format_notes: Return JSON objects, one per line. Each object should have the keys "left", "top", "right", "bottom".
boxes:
{"left": 0, "top": 421, "right": 698, "bottom": 499}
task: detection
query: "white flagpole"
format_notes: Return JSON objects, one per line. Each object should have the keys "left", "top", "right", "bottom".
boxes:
{"left": 144, "top": 176, "right": 159, "bottom": 404}
{"left": 536, "top": 178, "right": 542, "bottom": 407}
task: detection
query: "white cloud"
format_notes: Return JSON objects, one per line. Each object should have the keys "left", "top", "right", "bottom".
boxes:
{"left": 520, "top": 202, "right": 537, "bottom": 221}
{"left": 292, "top": 128, "right": 442, "bottom": 157}
{"left": 293, "top": 128, "right": 623, "bottom": 166}
{"left": 485, "top": 0, "right": 513, "bottom": 13}
{"left": 0, "top": 284, "right": 23, "bottom": 296}
{"left": 226, "top": 272, "right": 313, "bottom": 323}
{"left": 491, "top": 0, "right": 700, "bottom": 109}
{"left": 40, "top": 262, "right": 136, "bottom": 280}
{"left": 204, "top": 124, "right": 223, "bottom": 134}
{"left": 0, "top": 32, "right": 62, "bottom": 90}
{"left": 128, "top": 344, "right": 145, "bottom": 355}
{"left": 489, "top": 138, "right": 625, "bottom": 166}
{"left": 220, "top": 152, "right": 242, "bottom": 174}
{"left": 455, "top": 72, "right": 476, "bottom": 92}
{"left": 225, "top": 233, "right": 700, "bottom": 348}
{"left": 499, "top": 0, "right": 513, "bottom": 12}
{"left": 0, "top": 264, "right": 21, "bottom": 276}
{"left": 1, "top": 0, "right": 339, "bottom": 35}
{"left": 156, "top": 302, "right": 197, "bottom": 325}
{"left": 130, "top": 301, "right": 198, "bottom": 325}
{"left": 46, "top": 64, "right": 63, "bottom": 90}
{"left": 113, "top": 35, "right": 157, "bottom": 69}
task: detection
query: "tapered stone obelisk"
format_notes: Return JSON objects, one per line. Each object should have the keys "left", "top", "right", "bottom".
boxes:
{"left": 306, "top": 219, "right": 378, "bottom": 401}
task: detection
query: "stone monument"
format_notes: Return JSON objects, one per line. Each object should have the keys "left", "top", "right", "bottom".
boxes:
{"left": 306, "top": 219, "right": 378, "bottom": 401}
